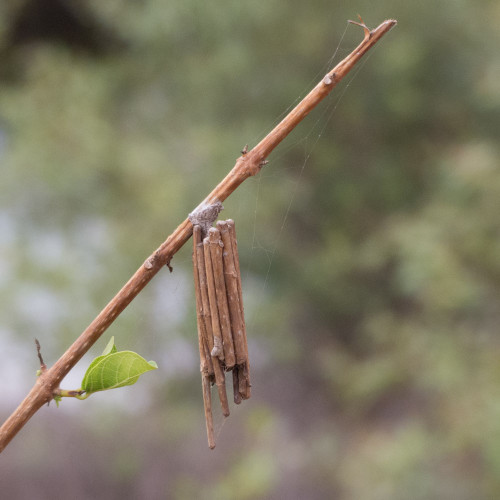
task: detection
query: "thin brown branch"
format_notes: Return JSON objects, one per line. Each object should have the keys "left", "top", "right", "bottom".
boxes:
{"left": 238, "top": 362, "right": 251, "bottom": 401}
{"left": 194, "top": 228, "right": 215, "bottom": 378}
{"left": 202, "top": 374, "right": 215, "bottom": 449}
{"left": 226, "top": 219, "right": 251, "bottom": 399}
{"left": 192, "top": 226, "right": 211, "bottom": 377}
{"left": 0, "top": 18, "right": 396, "bottom": 453}
{"left": 194, "top": 225, "right": 230, "bottom": 417}
{"left": 232, "top": 368, "right": 242, "bottom": 405}
{"left": 203, "top": 236, "right": 224, "bottom": 360}
{"left": 218, "top": 220, "right": 246, "bottom": 366}
{"left": 207, "top": 228, "right": 236, "bottom": 369}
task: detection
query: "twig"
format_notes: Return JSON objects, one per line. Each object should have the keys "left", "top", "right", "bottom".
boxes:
{"left": 194, "top": 226, "right": 215, "bottom": 378}
{"left": 35, "top": 339, "right": 47, "bottom": 373}
{"left": 232, "top": 368, "right": 242, "bottom": 405}
{"left": 0, "top": 18, "right": 396, "bottom": 453}
{"left": 193, "top": 225, "right": 223, "bottom": 447}
{"left": 208, "top": 228, "right": 236, "bottom": 369}
{"left": 227, "top": 219, "right": 251, "bottom": 399}
{"left": 192, "top": 226, "right": 211, "bottom": 377}
{"left": 217, "top": 221, "right": 246, "bottom": 365}
{"left": 202, "top": 374, "right": 215, "bottom": 449}
{"left": 211, "top": 353, "right": 230, "bottom": 419}
{"left": 203, "top": 237, "right": 224, "bottom": 360}
{"left": 202, "top": 231, "right": 232, "bottom": 416}
{"left": 194, "top": 226, "right": 229, "bottom": 417}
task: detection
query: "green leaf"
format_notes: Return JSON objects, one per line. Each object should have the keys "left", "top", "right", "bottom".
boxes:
{"left": 101, "top": 336, "right": 118, "bottom": 356}
{"left": 81, "top": 348, "right": 157, "bottom": 396}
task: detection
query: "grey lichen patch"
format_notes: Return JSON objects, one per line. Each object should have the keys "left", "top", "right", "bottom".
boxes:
{"left": 189, "top": 201, "right": 224, "bottom": 236}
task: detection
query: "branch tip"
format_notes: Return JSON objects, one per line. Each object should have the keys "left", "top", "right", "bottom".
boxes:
{"left": 35, "top": 339, "right": 47, "bottom": 372}
{"left": 348, "top": 15, "right": 371, "bottom": 40}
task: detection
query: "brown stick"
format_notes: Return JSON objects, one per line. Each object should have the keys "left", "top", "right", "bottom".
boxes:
{"left": 226, "top": 221, "right": 245, "bottom": 329}
{"left": 193, "top": 227, "right": 209, "bottom": 376}
{"left": 208, "top": 228, "right": 236, "bottom": 369}
{"left": 193, "top": 226, "right": 214, "bottom": 377}
{"left": 195, "top": 228, "right": 228, "bottom": 414}
{"left": 195, "top": 230, "right": 214, "bottom": 356}
{"left": 232, "top": 368, "right": 242, "bottom": 405}
{"left": 214, "top": 362, "right": 230, "bottom": 418}
{"left": 0, "top": 18, "right": 396, "bottom": 453}
{"left": 35, "top": 339, "right": 47, "bottom": 373}
{"left": 203, "top": 237, "right": 224, "bottom": 360}
{"left": 201, "top": 374, "right": 216, "bottom": 449}
{"left": 238, "top": 362, "right": 251, "bottom": 400}
{"left": 219, "top": 220, "right": 250, "bottom": 401}
{"left": 227, "top": 219, "right": 251, "bottom": 399}
{"left": 217, "top": 221, "right": 246, "bottom": 365}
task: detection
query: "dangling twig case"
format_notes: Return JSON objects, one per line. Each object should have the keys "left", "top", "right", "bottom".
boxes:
{"left": 192, "top": 219, "right": 251, "bottom": 448}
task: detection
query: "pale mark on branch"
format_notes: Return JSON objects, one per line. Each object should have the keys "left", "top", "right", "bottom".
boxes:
{"left": 189, "top": 201, "right": 224, "bottom": 237}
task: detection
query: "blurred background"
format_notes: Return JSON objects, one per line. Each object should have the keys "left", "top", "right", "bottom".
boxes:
{"left": 1, "top": 0, "right": 499, "bottom": 498}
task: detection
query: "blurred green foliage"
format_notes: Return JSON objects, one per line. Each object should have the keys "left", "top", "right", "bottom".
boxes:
{"left": 1, "top": 0, "right": 500, "bottom": 499}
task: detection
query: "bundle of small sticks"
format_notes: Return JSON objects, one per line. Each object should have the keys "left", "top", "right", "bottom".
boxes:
{"left": 192, "top": 219, "right": 251, "bottom": 449}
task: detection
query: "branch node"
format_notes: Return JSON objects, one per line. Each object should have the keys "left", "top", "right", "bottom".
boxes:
{"left": 241, "top": 144, "right": 248, "bottom": 155}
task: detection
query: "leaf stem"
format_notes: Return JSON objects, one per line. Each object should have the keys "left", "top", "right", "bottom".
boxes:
{"left": 54, "top": 389, "right": 88, "bottom": 400}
